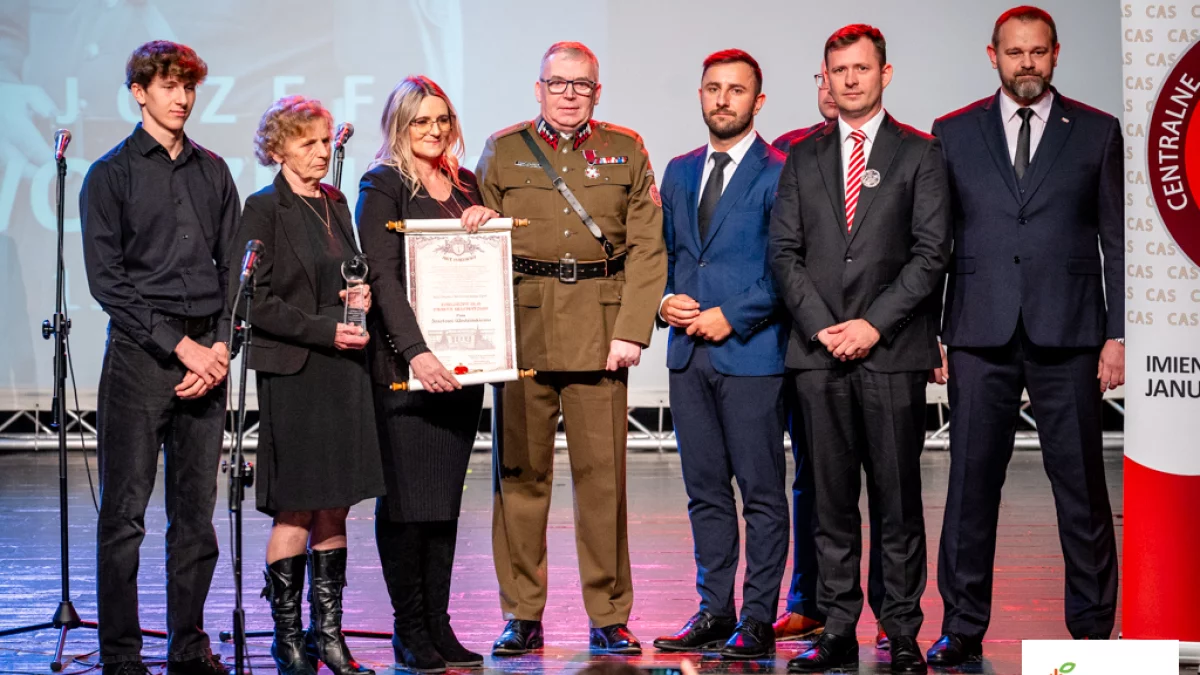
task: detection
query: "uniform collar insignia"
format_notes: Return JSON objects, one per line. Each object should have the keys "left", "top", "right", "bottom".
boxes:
{"left": 536, "top": 117, "right": 593, "bottom": 151}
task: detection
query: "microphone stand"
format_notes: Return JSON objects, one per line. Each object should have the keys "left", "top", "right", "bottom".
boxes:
{"left": 0, "top": 152, "right": 147, "bottom": 670}
{"left": 331, "top": 141, "right": 346, "bottom": 191}
{"left": 224, "top": 280, "right": 256, "bottom": 675}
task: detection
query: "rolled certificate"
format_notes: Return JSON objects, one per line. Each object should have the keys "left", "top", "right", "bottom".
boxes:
{"left": 386, "top": 217, "right": 529, "bottom": 233}
{"left": 391, "top": 368, "right": 536, "bottom": 392}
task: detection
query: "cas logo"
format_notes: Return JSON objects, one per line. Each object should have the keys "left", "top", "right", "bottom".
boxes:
{"left": 1147, "top": 37, "right": 1200, "bottom": 267}
{"left": 1049, "top": 663, "right": 1077, "bottom": 675}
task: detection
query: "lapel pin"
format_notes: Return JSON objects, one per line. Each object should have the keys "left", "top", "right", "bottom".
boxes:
{"left": 862, "top": 169, "right": 881, "bottom": 188}
{"left": 1062, "top": 117, "right": 1070, "bottom": 123}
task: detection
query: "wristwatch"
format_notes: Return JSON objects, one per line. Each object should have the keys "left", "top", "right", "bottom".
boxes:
{"left": 1111, "top": 337, "right": 1125, "bottom": 345}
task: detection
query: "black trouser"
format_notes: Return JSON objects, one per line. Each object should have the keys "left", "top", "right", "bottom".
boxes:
{"left": 669, "top": 346, "right": 789, "bottom": 623}
{"left": 938, "top": 325, "right": 1117, "bottom": 639}
{"left": 96, "top": 328, "right": 225, "bottom": 663}
{"left": 793, "top": 366, "right": 928, "bottom": 639}
{"left": 785, "top": 381, "right": 886, "bottom": 622}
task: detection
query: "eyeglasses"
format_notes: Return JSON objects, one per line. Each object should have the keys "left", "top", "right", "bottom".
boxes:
{"left": 539, "top": 78, "right": 597, "bottom": 96}
{"left": 814, "top": 73, "right": 827, "bottom": 89}
{"left": 410, "top": 115, "right": 455, "bottom": 135}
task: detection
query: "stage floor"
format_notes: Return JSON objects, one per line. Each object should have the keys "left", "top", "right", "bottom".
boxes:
{"left": 0, "top": 449, "right": 1125, "bottom": 675}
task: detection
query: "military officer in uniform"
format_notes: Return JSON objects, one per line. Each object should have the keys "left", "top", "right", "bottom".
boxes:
{"left": 475, "top": 41, "right": 666, "bottom": 656}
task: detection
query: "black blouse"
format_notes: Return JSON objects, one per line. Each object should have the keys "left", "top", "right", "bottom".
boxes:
{"left": 355, "top": 164, "right": 484, "bottom": 384}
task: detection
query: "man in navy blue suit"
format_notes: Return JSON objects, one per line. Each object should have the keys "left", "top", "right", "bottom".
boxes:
{"left": 771, "top": 61, "right": 890, "bottom": 653}
{"left": 926, "top": 6, "right": 1124, "bottom": 667}
{"left": 650, "top": 49, "right": 789, "bottom": 661}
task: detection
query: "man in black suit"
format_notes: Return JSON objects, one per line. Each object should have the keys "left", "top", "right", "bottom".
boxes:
{"left": 926, "top": 7, "right": 1123, "bottom": 666}
{"left": 771, "top": 61, "right": 890, "bottom": 653}
{"left": 772, "top": 64, "right": 837, "bottom": 153}
{"left": 770, "top": 24, "right": 950, "bottom": 675}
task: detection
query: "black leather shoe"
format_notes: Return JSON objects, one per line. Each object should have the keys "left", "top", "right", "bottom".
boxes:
{"left": 653, "top": 611, "right": 737, "bottom": 652}
{"left": 589, "top": 624, "right": 642, "bottom": 655}
{"left": 889, "top": 636, "right": 928, "bottom": 674}
{"left": 103, "top": 663, "right": 151, "bottom": 675}
{"left": 720, "top": 617, "right": 775, "bottom": 660}
{"left": 787, "top": 632, "right": 859, "bottom": 672}
{"left": 166, "top": 654, "right": 230, "bottom": 675}
{"left": 925, "top": 633, "right": 983, "bottom": 667}
{"left": 492, "top": 620, "right": 544, "bottom": 656}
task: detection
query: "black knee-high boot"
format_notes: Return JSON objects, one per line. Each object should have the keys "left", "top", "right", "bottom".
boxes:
{"left": 304, "top": 548, "right": 374, "bottom": 675}
{"left": 376, "top": 515, "right": 446, "bottom": 673}
{"left": 421, "top": 520, "right": 483, "bottom": 667}
{"left": 263, "top": 555, "right": 317, "bottom": 675}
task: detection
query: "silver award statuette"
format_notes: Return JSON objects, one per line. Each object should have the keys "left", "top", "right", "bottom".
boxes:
{"left": 341, "top": 255, "right": 369, "bottom": 335}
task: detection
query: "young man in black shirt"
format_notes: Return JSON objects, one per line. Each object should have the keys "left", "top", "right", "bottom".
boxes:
{"left": 80, "top": 40, "right": 238, "bottom": 675}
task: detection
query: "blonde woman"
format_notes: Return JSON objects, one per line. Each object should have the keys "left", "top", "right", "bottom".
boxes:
{"left": 234, "top": 95, "right": 382, "bottom": 675}
{"left": 356, "top": 76, "right": 494, "bottom": 673}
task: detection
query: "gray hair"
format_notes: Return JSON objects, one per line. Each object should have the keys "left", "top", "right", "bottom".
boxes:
{"left": 541, "top": 41, "right": 600, "bottom": 77}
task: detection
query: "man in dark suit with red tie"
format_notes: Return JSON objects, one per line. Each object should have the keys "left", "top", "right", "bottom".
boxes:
{"left": 926, "top": 6, "right": 1124, "bottom": 666}
{"left": 770, "top": 24, "right": 950, "bottom": 674}
{"left": 771, "top": 61, "right": 890, "bottom": 653}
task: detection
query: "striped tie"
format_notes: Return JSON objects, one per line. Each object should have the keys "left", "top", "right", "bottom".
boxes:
{"left": 845, "top": 129, "right": 867, "bottom": 232}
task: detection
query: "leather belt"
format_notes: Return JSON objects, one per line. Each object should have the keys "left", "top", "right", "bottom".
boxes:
{"left": 161, "top": 314, "right": 217, "bottom": 337}
{"left": 512, "top": 253, "right": 625, "bottom": 283}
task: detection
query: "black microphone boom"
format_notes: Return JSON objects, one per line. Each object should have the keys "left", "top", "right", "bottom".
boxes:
{"left": 334, "top": 122, "right": 354, "bottom": 149}
{"left": 53, "top": 129, "right": 71, "bottom": 161}
{"left": 238, "top": 239, "right": 264, "bottom": 285}
{"left": 331, "top": 123, "right": 353, "bottom": 191}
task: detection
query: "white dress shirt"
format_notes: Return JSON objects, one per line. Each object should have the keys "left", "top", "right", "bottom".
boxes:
{"left": 697, "top": 130, "right": 759, "bottom": 203}
{"left": 838, "top": 108, "right": 887, "bottom": 196}
{"left": 999, "top": 90, "right": 1054, "bottom": 163}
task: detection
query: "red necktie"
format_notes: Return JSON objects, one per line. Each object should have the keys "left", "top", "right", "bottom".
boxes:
{"left": 845, "top": 129, "right": 867, "bottom": 232}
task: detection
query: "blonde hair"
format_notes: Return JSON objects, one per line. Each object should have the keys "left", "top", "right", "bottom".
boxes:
{"left": 372, "top": 76, "right": 466, "bottom": 198}
{"left": 253, "top": 95, "right": 333, "bottom": 167}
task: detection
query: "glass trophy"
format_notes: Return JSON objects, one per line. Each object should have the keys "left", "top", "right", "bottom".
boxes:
{"left": 341, "top": 255, "right": 369, "bottom": 335}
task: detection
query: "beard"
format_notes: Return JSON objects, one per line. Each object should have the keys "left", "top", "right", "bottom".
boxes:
{"left": 1003, "top": 67, "right": 1053, "bottom": 101}
{"left": 704, "top": 107, "right": 754, "bottom": 140}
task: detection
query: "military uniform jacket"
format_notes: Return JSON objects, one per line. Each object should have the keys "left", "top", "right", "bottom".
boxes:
{"left": 476, "top": 117, "right": 667, "bottom": 372}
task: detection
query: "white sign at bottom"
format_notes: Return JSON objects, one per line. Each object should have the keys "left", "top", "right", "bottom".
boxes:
{"left": 1022, "top": 640, "right": 1178, "bottom": 675}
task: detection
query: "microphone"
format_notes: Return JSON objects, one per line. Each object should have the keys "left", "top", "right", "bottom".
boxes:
{"left": 53, "top": 129, "right": 72, "bottom": 161}
{"left": 334, "top": 122, "right": 354, "bottom": 149}
{"left": 239, "top": 239, "right": 265, "bottom": 284}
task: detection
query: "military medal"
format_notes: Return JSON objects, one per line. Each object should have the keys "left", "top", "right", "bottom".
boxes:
{"left": 862, "top": 169, "right": 881, "bottom": 188}
{"left": 585, "top": 165, "right": 600, "bottom": 179}
{"left": 583, "top": 149, "right": 628, "bottom": 165}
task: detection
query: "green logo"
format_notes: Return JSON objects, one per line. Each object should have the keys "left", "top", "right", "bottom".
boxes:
{"left": 1056, "top": 663, "right": 1077, "bottom": 674}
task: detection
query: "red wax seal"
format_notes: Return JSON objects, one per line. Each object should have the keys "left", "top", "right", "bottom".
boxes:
{"left": 454, "top": 365, "right": 469, "bottom": 375}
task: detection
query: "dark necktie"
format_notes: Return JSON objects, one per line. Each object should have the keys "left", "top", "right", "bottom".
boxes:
{"left": 1014, "top": 107, "right": 1034, "bottom": 181}
{"left": 698, "top": 152, "right": 732, "bottom": 242}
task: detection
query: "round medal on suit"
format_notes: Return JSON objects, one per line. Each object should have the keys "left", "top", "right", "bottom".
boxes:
{"left": 862, "top": 169, "right": 881, "bottom": 188}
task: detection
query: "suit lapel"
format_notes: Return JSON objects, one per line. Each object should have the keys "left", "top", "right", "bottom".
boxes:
{"left": 980, "top": 93, "right": 1022, "bottom": 204}
{"left": 846, "top": 114, "right": 902, "bottom": 247}
{"left": 700, "top": 135, "right": 768, "bottom": 254}
{"left": 685, "top": 148, "right": 705, "bottom": 252}
{"left": 815, "top": 124, "right": 848, "bottom": 241}
{"left": 274, "top": 172, "right": 318, "bottom": 295}
{"left": 1018, "top": 93, "right": 1074, "bottom": 205}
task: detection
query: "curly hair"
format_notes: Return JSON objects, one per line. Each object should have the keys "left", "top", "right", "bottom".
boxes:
{"left": 253, "top": 95, "right": 333, "bottom": 167}
{"left": 125, "top": 40, "right": 207, "bottom": 90}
